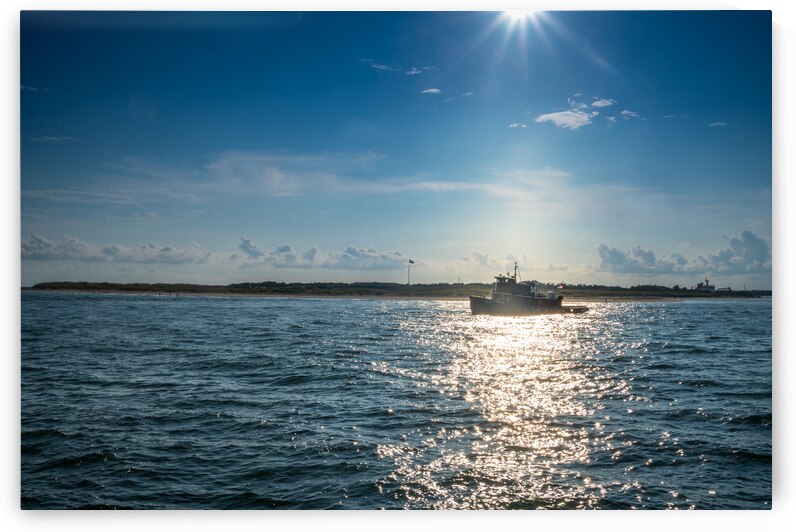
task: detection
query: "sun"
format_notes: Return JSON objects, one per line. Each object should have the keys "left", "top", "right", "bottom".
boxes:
{"left": 499, "top": 10, "right": 545, "bottom": 42}
{"left": 502, "top": 10, "right": 538, "bottom": 23}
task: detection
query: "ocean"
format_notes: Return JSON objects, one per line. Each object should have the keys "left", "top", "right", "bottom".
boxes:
{"left": 20, "top": 292, "right": 772, "bottom": 509}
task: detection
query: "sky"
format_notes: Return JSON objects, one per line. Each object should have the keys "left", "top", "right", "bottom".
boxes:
{"left": 19, "top": 10, "right": 773, "bottom": 289}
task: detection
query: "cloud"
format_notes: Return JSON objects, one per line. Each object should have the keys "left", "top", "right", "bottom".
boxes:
{"left": 21, "top": 85, "right": 49, "bottom": 91}
{"left": 596, "top": 230, "right": 770, "bottom": 275}
{"left": 22, "top": 234, "right": 211, "bottom": 264}
{"left": 360, "top": 58, "right": 400, "bottom": 72}
{"left": 459, "top": 252, "right": 501, "bottom": 271}
{"left": 202, "top": 150, "right": 384, "bottom": 196}
{"left": 620, "top": 109, "right": 640, "bottom": 120}
{"left": 361, "top": 61, "right": 433, "bottom": 76}
{"left": 232, "top": 238, "right": 407, "bottom": 270}
{"left": 591, "top": 98, "right": 616, "bottom": 108}
{"left": 26, "top": 136, "right": 77, "bottom": 142}
{"left": 461, "top": 91, "right": 474, "bottom": 97}
{"left": 664, "top": 113, "right": 690, "bottom": 119}
{"left": 707, "top": 230, "right": 771, "bottom": 272}
{"left": 606, "top": 116, "right": 617, "bottom": 125}
{"left": 535, "top": 109, "right": 596, "bottom": 130}
{"left": 535, "top": 97, "right": 599, "bottom": 130}
{"left": 709, "top": 122, "right": 728, "bottom": 127}
{"left": 238, "top": 237, "right": 266, "bottom": 259}
{"left": 507, "top": 123, "right": 527, "bottom": 128}
{"left": 421, "top": 88, "right": 442, "bottom": 94}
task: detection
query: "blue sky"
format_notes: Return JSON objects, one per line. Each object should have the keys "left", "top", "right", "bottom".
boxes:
{"left": 20, "top": 10, "right": 772, "bottom": 288}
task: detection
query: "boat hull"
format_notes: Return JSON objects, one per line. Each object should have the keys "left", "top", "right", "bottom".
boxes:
{"left": 469, "top": 295, "right": 587, "bottom": 315}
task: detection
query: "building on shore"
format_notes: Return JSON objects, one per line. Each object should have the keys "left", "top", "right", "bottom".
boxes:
{"left": 695, "top": 277, "right": 715, "bottom": 292}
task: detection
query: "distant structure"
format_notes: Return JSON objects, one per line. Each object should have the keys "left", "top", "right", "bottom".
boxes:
{"left": 694, "top": 277, "right": 716, "bottom": 292}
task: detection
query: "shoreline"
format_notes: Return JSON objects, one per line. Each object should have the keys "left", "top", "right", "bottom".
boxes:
{"left": 21, "top": 288, "right": 770, "bottom": 303}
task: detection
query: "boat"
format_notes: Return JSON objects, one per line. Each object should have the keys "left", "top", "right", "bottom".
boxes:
{"left": 469, "top": 263, "right": 588, "bottom": 315}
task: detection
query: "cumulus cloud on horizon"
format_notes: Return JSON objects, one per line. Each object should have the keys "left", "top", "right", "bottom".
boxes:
{"left": 233, "top": 237, "right": 407, "bottom": 270}
{"left": 22, "top": 234, "right": 211, "bottom": 264}
{"left": 596, "top": 230, "right": 771, "bottom": 275}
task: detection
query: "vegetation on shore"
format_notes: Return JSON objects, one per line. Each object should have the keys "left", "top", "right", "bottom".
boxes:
{"left": 26, "top": 281, "right": 772, "bottom": 299}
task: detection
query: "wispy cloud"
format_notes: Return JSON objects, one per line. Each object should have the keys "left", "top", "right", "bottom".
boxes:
{"left": 664, "top": 113, "right": 690, "bottom": 119}
{"left": 535, "top": 109, "right": 596, "bottom": 130}
{"left": 596, "top": 230, "right": 770, "bottom": 275}
{"left": 461, "top": 91, "right": 474, "bottom": 97}
{"left": 21, "top": 85, "right": 49, "bottom": 92}
{"left": 22, "top": 234, "right": 211, "bottom": 264}
{"left": 360, "top": 58, "right": 400, "bottom": 72}
{"left": 709, "top": 122, "right": 728, "bottom": 127}
{"left": 591, "top": 98, "right": 616, "bottom": 108}
{"left": 535, "top": 96, "right": 599, "bottom": 130}
{"left": 620, "top": 109, "right": 640, "bottom": 120}
{"left": 421, "top": 88, "right": 441, "bottom": 94}
{"left": 26, "top": 136, "right": 77, "bottom": 142}
{"left": 507, "top": 123, "right": 527, "bottom": 128}
{"left": 361, "top": 59, "right": 433, "bottom": 76}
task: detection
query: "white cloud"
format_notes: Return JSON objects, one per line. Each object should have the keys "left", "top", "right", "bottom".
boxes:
{"left": 461, "top": 91, "right": 474, "bottom": 97}
{"left": 535, "top": 109, "right": 596, "bottom": 130}
{"left": 406, "top": 67, "right": 422, "bottom": 75}
{"left": 360, "top": 58, "right": 400, "bottom": 72}
{"left": 232, "top": 237, "right": 407, "bottom": 270}
{"left": 535, "top": 96, "right": 602, "bottom": 130}
{"left": 238, "top": 237, "right": 266, "bottom": 259}
{"left": 596, "top": 230, "right": 770, "bottom": 275}
{"left": 507, "top": 123, "right": 527, "bottom": 128}
{"left": 459, "top": 252, "right": 501, "bottom": 271}
{"left": 607, "top": 116, "right": 617, "bottom": 125}
{"left": 621, "top": 109, "right": 640, "bottom": 120}
{"left": 664, "top": 113, "right": 690, "bottom": 119}
{"left": 21, "top": 85, "right": 49, "bottom": 91}
{"left": 421, "top": 88, "right": 442, "bottom": 94}
{"left": 22, "top": 234, "right": 211, "bottom": 264}
{"left": 591, "top": 98, "right": 616, "bottom": 108}
{"left": 709, "top": 122, "right": 728, "bottom": 127}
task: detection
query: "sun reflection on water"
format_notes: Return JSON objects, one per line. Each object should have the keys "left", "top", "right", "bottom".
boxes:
{"left": 374, "top": 303, "right": 638, "bottom": 509}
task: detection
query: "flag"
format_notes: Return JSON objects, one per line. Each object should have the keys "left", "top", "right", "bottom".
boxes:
{"left": 409, "top": 259, "right": 415, "bottom": 264}
{"left": 557, "top": 283, "right": 565, "bottom": 289}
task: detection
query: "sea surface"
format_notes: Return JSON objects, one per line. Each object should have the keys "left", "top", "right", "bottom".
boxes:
{"left": 21, "top": 292, "right": 772, "bottom": 509}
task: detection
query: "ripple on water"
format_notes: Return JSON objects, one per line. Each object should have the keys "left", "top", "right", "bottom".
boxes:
{"left": 21, "top": 293, "right": 771, "bottom": 509}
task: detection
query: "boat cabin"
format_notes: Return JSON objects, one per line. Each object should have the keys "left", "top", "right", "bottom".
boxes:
{"left": 494, "top": 265, "right": 538, "bottom": 297}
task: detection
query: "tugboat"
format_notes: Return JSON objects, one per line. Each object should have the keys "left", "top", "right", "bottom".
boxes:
{"left": 469, "top": 263, "right": 588, "bottom": 315}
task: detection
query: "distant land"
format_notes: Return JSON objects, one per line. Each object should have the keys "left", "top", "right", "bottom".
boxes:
{"left": 24, "top": 281, "right": 772, "bottom": 299}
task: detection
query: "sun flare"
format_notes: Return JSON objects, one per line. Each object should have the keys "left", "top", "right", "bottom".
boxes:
{"left": 503, "top": 10, "right": 538, "bottom": 23}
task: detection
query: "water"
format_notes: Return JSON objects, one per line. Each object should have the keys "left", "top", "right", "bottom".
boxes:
{"left": 21, "top": 292, "right": 772, "bottom": 509}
